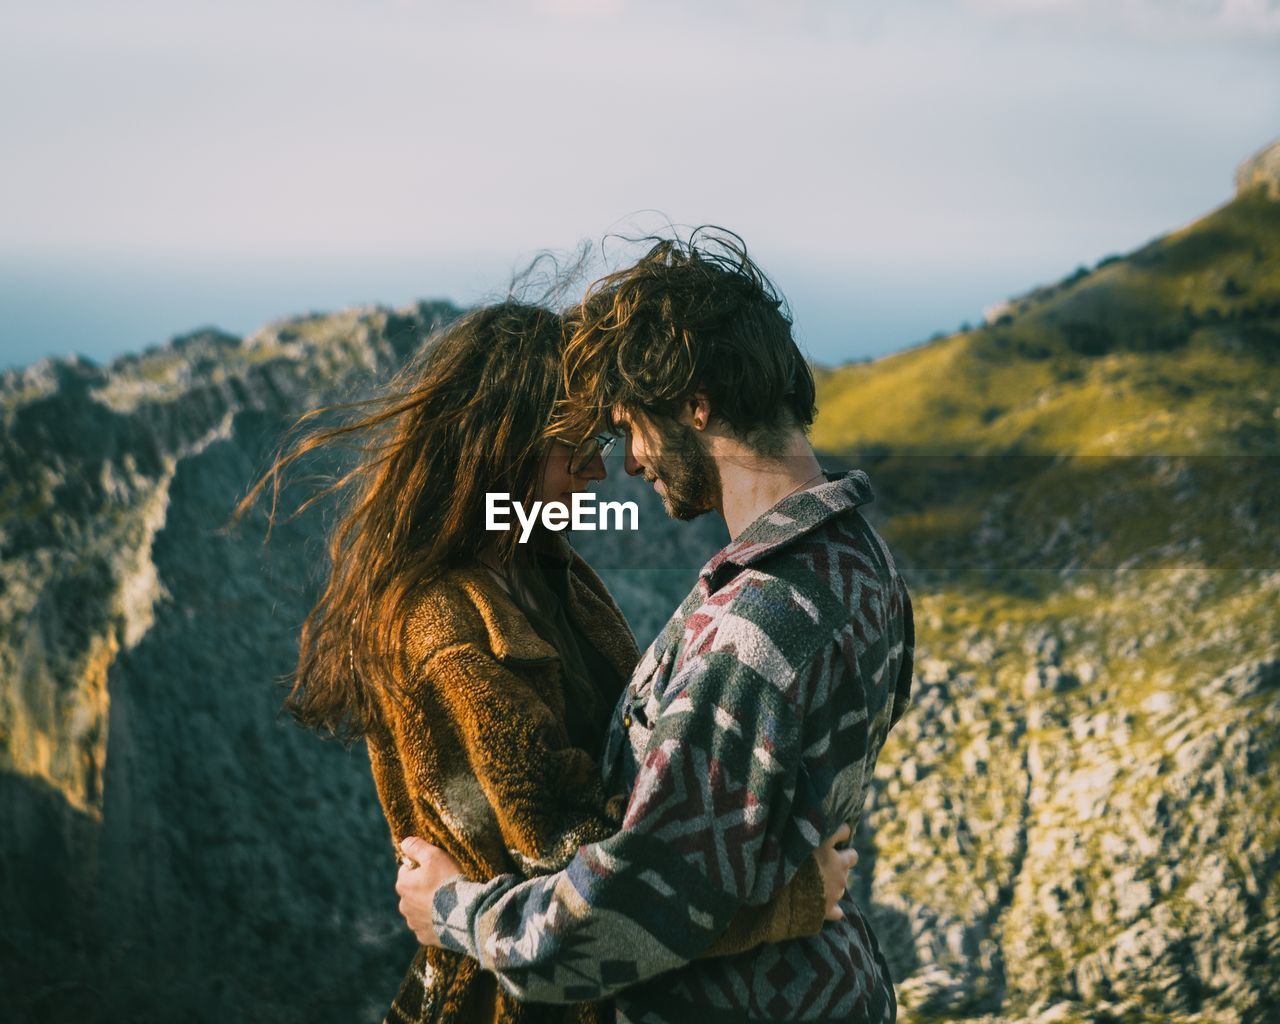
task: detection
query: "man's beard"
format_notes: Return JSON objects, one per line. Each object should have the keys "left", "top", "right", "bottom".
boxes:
{"left": 648, "top": 420, "right": 722, "bottom": 521}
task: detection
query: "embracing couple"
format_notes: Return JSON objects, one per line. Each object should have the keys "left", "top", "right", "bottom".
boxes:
{"left": 250, "top": 231, "right": 914, "bottom": 1023}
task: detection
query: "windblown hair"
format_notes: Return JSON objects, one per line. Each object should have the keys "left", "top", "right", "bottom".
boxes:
{"left": 235, "top": 303, "right": 566, "bottom": 742}
{"left": 554, "top": 228, "right": 817, "bottom": 455}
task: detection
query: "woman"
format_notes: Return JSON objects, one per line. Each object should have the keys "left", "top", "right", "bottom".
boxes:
{"left": 240, "top": 302, "right": 849, "bottom": 1023}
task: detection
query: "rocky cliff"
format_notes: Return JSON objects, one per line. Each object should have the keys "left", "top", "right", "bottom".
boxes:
{"left": 3, "top": 168, "right": 1279, "bottom": 1023}
{"left": 1, "top": 306, "right": 465, "bottom": 1021}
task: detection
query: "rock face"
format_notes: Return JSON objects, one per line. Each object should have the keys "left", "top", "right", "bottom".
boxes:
{"left": 1, "top": 307, "right": 461, "bottom": 1022}
{"left": 1236, "top": 138, "right": 1280, "bottom": 200}
{"left": 860, "top": 551, "right": 1280, "bottom": 1024}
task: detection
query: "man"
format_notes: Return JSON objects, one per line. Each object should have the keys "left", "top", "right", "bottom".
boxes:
{"left": 397, "top": 231, "right": 914, "bottom": 1023}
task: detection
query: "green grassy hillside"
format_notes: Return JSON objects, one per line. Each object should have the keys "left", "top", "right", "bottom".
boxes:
{"left": 813, "top": 190, "right": 1280, "bottom": 458}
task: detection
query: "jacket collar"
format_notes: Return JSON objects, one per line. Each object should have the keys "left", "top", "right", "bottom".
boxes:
{"left": 699, "top": 469, "right": 875, "bottom": 591}
{"left": 456, "top": 531, "right": 636, "bottom": 678}
{"left": 455, "top": 566, "right": 560, "bottom": 664}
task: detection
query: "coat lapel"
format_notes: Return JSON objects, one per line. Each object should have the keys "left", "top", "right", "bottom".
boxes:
{"left": 450, "top": 537, "right": 640, "bottom": 680}
{"left": 564, "top": 556, "right": 641, "bottom": 681}
{"left": 452, "top": 567, "right": 559, "bottom": 664}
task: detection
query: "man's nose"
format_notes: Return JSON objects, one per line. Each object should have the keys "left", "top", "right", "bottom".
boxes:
{"left": 623, "top": 436, "right": 643, "bottom": 477}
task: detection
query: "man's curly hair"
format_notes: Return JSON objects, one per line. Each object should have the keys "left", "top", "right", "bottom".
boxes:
{"left": 554, "top": 227, "right": 817, "bottom": 458}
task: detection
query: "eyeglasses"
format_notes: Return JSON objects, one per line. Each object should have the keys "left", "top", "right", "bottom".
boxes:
{"left": 555, "top": 434, "right": 617, "bottom": 474}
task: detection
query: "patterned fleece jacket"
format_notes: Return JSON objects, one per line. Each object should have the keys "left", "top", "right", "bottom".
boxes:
{"left": 366, "top": 533, "right": 829, "bottom": 1024}
{"left": 432, "top": 470, "right": 915, "bottom": 1024}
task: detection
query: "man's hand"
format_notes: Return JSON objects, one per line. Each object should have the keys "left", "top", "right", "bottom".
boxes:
{"left": 396, "top": 836, "right": 464, "bottom": 947}
{"left": 815, "top": 824, "right": 859, "bottom": 921}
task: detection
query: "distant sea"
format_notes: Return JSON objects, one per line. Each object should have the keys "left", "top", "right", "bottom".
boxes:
{"left": 0, "top": 251, "right": 1047, "bottom": 372}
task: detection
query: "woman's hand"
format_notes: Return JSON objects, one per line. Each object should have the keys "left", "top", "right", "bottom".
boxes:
{"left": 815, "top": 823, "right": 859, "bottom": 921}
{"left": 396, "top": 836, "right": 464, "bottom": 946}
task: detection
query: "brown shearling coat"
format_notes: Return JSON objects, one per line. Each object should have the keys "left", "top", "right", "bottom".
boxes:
{"left": 367, "top": 543, "right": 827, "bottom": 1024}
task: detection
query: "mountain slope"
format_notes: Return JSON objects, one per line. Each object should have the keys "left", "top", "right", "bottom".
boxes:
{"left": 808, "top": 181, "right": 1280, "bottom": 1023}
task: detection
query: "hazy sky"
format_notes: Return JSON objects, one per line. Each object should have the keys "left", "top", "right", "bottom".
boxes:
{"left": 1, "top": 0, "right": 1277, "bottom": 370}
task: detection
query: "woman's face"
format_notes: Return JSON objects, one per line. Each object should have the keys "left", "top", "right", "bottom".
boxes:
{"left": 538, "top": 437, "right": 608, "bottom": 505}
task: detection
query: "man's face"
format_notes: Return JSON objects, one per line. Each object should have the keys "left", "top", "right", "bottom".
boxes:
{"left": 612, "top": 405, "right": 721, "bottom": 521}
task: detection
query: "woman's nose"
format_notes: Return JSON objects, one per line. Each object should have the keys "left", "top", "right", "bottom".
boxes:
{"left": 576, "top": 451, "right": 608, "bottom": 481}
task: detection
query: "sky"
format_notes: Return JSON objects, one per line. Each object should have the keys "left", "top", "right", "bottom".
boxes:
{"left": 1, "top": 0, "right": 1278, "bottom": 370}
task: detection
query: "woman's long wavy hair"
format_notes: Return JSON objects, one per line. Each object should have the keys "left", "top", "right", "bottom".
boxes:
{"left": 236, "top": 302, "right": 566, "bottom": 742}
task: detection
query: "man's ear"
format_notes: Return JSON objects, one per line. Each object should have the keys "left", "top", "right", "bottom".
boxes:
{"left": 687, "top": 392, "right": 712, "bottom": 431}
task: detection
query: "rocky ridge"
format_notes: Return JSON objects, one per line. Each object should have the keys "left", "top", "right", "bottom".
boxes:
{"left": 0, "top": 298, "right": 733, "bottom": 1022}
{"left": 1237, "top": 138, "right": 1280, "bottom": 200}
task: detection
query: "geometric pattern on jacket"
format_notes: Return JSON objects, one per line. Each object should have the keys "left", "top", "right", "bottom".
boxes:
{"left": 434, "top": 470, "right": 915, "bottom": 1023}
